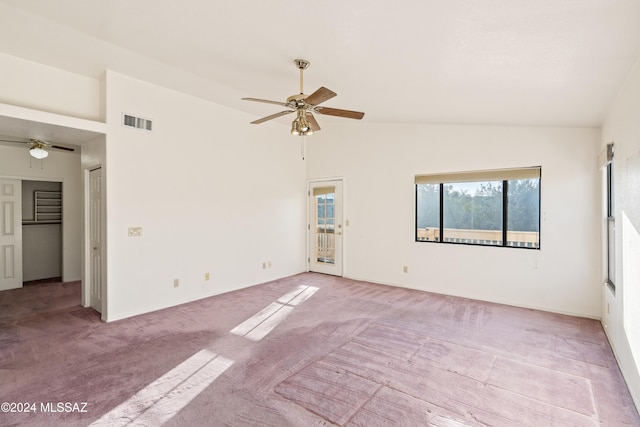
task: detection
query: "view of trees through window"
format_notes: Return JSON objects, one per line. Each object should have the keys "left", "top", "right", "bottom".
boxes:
{"left": 416, "top": 178, "right": 540, "bottom": 248}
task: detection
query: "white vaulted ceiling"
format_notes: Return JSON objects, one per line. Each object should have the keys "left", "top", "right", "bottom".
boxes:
{"left": 1, "top": 0, "right": 639, "bottom": 128}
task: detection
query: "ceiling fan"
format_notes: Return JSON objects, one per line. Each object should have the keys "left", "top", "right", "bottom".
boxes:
{"left": 0, "top": 138, "right": 75, "bottom": 159}
{"left": 242, "top": 59, "right": 365, "bottom": 136}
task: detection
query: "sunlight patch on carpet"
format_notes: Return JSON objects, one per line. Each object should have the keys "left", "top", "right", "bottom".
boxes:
{"left": 231, "top": 285, "right": 318, "bottom": 341}
{"left": 90, "top": 349, "right": 233, "bottom": 426}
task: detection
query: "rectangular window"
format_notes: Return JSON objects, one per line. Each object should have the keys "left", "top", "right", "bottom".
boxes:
{"left": 443, "top": 181, "right": 503, "bottom": 245}
{"left": 415, "top": 167, "right": 541, "bottom": 249}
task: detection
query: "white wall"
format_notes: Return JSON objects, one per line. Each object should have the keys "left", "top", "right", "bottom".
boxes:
{"left": 0, "top": 53, "right": 307, "bottom": 321}
{"left": 307, "top": 123, "right": 601, "bottom": 318}
{"left": 0, "top": 145, "right": 83, "bottom": 281}
{"left": 601, "top": 58, "right": 640, "bottom": 408}
{"left": 102, "top": 71, "right": 306, "bottom": 321}
{"left": 0, "top": 52, "right": 101, "bottom": 121}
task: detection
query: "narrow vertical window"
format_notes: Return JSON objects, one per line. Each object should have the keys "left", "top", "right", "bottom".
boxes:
{"left": 416, "top": 183, "right": 440, "bottom": 241}
{"left": 606, "top": 160, "right": 615, "bottom": 289}
{"left": 507, "top": 178, "right": 540, "bottom": 248}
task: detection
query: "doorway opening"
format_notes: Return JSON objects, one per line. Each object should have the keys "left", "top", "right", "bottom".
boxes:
{"left": 308, "top": 179, "right": 344, "bottom": 276}
{"left": 22, "top": 180, "right": 63, "bottom": 284}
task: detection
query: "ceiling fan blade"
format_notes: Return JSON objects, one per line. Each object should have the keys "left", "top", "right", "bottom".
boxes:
{"left": 304, "top": 87, "right": 337, "bottom": 106}
{"left": 250, "top": 110, "right": 294, "bottom": 124}
{"left": 0, "top": 138, "right": 76, "bottom": 153}
{"left": 242, "top": 97, "right": 290, "bottom": 107}
{"left": 50, "top": 145, "right": 75, "bottom": 152}
{"left": 0, "top": 138, "right": 29, "bottom": 144}
{"left": 315, "top": 107, "right": 365, "bottom": 120}
{"left": 307, "top": 113, "right": 321, "bottom": 132}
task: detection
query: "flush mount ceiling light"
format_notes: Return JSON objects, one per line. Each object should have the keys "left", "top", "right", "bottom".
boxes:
{"left": 242, "top": 59, "right": 365, "bottom": 136}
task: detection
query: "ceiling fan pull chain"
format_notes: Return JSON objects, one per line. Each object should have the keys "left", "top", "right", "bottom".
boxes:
{"left": 28, "top": 154, "right": 45, "bottom": 170}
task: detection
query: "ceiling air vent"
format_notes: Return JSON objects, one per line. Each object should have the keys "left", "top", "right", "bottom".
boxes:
{"left": 122, "top": 113, "right": 153, "bottom": 131}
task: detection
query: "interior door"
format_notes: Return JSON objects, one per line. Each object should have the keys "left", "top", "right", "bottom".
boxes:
{"left": 0, "top": 179, "right": 23, "bottom": 291}
{"left": 89, "top": 168, "right": 103, "bottom": 313}
{"left": 309, "top": 180, "right": 343, "bottom": 276}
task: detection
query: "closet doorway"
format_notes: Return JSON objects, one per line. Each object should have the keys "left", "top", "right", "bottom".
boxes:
{"left": 22, "top": 180, "right": 62, "bottom": 283}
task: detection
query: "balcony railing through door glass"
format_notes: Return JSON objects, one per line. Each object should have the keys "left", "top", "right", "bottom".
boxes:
{"left": 314, "top": 187, "right": 335, "bottom": 264}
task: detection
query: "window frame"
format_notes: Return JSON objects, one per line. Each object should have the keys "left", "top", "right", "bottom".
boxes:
{"left": 415, "top": 167, "right": 541, "bottom": 250}
{"left": 606, "top": 160, "right": 615, "bottom": 290}
{"left": 598, "top": 142, "right": 615, "bottom": 291}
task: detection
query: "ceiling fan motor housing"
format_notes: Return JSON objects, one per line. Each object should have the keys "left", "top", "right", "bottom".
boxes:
{"left": 286, "top": 93, "right": 307, "bottom": 105}
{"left": 294, "top": 59, "right": 310, "bottom": 70}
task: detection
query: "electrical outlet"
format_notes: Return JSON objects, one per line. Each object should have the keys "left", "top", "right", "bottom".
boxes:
{"left": 205, "top": 273, "right": 210, "bottom": 281}
{"left": 262, "top": 262, "right": 266, "bottom": 269}
{"left": 174, "top": 279, "right": 179, "bottom": 288}
{"left": 268, "top": 261, "right": 272, "bottom": 268}
{"left": 128, "top": 227, "right": 142, "bottom": 237}
{"left": 403, "top": 266, "right": 408, "bottom": 273}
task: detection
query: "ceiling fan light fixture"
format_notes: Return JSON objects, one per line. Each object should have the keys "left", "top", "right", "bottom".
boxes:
{"left": 29, "top": 146, "right": 49, "bottom": 159}
{"left": 299, "top": 118, "right": 312, "bottom": 135}
{"left": 291, "top": 111, "right": 313, "bottom": 136}
{"left": 291, "top": 118, "right": 302, "bottom": 135}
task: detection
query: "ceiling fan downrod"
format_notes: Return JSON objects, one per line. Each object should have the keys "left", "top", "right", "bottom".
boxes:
{"left": 294, "top": 59, "right": 310, "bottom": 95}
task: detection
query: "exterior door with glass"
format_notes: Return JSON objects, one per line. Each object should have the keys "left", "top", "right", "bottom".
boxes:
{"left": 308, "top": 180, "right": 343, "bottom": 276}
